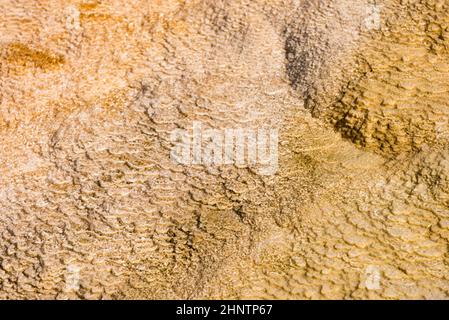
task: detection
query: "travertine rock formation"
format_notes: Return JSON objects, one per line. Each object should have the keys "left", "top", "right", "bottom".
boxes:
{"left": 0, "top": 0, "right": 448, "bottom": 299}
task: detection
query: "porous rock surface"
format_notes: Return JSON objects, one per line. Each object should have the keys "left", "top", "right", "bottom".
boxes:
{"left": 0, "top": 0, "right": 448, "bottom": 299}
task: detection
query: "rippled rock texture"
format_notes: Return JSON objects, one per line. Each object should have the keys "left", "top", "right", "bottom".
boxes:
{"left": 1, "top": 0, "right": 449, "bottom": 299}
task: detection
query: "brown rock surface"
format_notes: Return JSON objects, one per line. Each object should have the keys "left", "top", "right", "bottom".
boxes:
{"left": 0, "top": 0, "right": 448, "bottom": 299}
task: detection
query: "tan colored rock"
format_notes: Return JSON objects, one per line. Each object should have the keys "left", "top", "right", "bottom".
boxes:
{"left": 0, "top": 0, "right": 448, "bottom": 299}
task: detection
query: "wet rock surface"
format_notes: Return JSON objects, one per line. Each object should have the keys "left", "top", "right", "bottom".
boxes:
{"left": 0, "top": 0, "right": 448, "bottom": 299}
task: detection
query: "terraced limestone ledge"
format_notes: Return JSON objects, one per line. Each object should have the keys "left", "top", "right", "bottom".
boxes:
{"left": 0, "top": 0, "right": 448, "bottom": 299}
